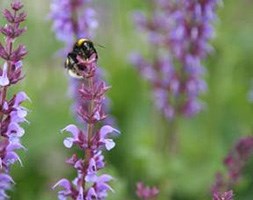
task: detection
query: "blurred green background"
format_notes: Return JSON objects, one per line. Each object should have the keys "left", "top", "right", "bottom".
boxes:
{"left": 1, "top": 0, "right": 253, "bottom": 199}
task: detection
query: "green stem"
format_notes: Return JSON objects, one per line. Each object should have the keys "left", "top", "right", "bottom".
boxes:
{"left": 166, "top": 118, "right": 179, "bottom": 155}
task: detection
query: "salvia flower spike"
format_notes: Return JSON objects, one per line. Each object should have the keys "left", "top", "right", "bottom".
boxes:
{"left": 131, "top": 0, "right": 221, "bottom": 119}
{"left": 212, "top": 136, "right": 253, "bottom": 193}
{"left": 53, "top": 52, "right": 119, "bottom": 199}
{"left": 0, "top": 1, "right": 28, "bottom": 198}
{"left": 136, "top": 182, "right": 159, "bottom": 200}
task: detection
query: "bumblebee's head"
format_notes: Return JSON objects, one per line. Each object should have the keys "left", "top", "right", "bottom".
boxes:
{"left": 73, "top": 38, "right": 98, "bottom": 60}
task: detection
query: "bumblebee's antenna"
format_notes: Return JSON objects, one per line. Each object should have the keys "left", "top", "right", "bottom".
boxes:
{"left": 94, "top": 42, "right": 105, "bottom": 49}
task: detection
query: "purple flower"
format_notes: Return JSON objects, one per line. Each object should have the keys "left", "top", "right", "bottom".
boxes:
{"left": 136, "top": 182, "right": 159, "bottom": 200}
{"left": 0, "top": 173, "right": 14, "bottom": 199}
{"left": 212, "top": 190, "right": 234, "bottom": 200}
{"left": 0, "top": 1, "right": 28, "bottom": 197}
{"left": 131, "top": 0, "right": 221, "bottom": 119}
{"left": 0, "top": 63, "right": 9, "bottom": 86}
{"left": 53, "top": 52, "right": 119, "bottom": 199}
{"left": 224, "top": 137, "right": 253, "bottom": 182}
{"left": 90, "top": 175, "right": 113, "bottom": 199}
{"left": 53, "top": 179, "right": 76, "bottom": 200}
{"left": 212, "top": 136, "right": 253, "bottom": 193}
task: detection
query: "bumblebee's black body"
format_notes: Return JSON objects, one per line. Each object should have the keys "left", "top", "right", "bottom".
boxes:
{"left": 73, "top": 39, "right": 98, "bottom": 60}
{"left": 64, "top": 38, "right": 98, "bottom": 78}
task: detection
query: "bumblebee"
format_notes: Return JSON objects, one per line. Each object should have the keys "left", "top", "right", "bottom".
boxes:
{"left": 65, "top": 38, "right": 98, "bottom": 78}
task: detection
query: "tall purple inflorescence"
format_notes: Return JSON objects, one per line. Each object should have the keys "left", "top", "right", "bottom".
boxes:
{"left": 50, "top": 2, "right": 119, "bottom": 198}
{"left": 212, "top": 136, "right": 253, "bottom": 194}
{"left": 0, "top": 1, "right": 28, "bottom": 198}
{"left": 50, "top": 0, "right": 118, "bottom": 200}
{"left": 131, "top": 0, "right": 221, "bottom": 119}
{"left": 53, "top": 53, "right": 119, "bottom": 199}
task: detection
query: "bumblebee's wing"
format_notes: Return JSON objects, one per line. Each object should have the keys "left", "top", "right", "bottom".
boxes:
{"left": 65, "top": 53, "right": 78, "bottom": 68}
{"left": 64, "top": 57, "right": 70, "bottom": 68}
{"left": 65, "top": 52, "right": 83, "bottom": 79}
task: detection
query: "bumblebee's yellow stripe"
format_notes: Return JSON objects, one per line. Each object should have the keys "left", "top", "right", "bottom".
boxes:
{"left": 77, "top": 38, "right": 89, "bottom": 47}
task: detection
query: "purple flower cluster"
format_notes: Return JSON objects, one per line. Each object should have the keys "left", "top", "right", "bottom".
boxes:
{"left": 136, "top": 182, "right": 159, "bottom": 200}
{"left": 49, "top": 0, "right": 97, "bottom": 54}
{"left": 0, "top": 1, "right": 28, "bottom": 198}
{"left": 53, "top": 54, "right": 119, "bottom": 199}
{"left": 213, "top": 190, "right": 234, "bottom": 200}
{"left": 212, "top": 136, "right": 253, "bottom": 193}
{"left": 131, "top": 0, "right": 221, "bottom": 119}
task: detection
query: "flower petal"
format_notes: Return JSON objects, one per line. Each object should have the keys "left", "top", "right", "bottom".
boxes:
{"left": 104, "top": 139, "right": 115, "bottom": 151}
{"left": 85, "top": 158, "right": 97, "bottom": 182}
{"left": 0, "top": 173, "right": 15, "bottom": 184}
{"left": 7, "top": 122, "right": 25, "bottom": 137}
{"left": 97, "top": 174, "right": 113, "bottom": 183}
{"left": 5, "top": 151, "right": 22, "bottom": 166}
{"left": 53, "top": 178, "right": 71, "bottom": 190}
{"left": 99, "top": 125, "right": 120, "bottom": 138}
{"left": 63, "top": 137, "right": 74, "bottom": 148}
{"left": 61, "top": 124, "right": 80, "bottom": 139}
{"left": 6, "top": 142, "right": 26, "bottom": 151}
{"left": 0, "top": 62, "right": 9, "bottom": 86}
{"left": 14, "top": 91, "right": 31, "bottom": 106}
{"left": 76, "top": 186, "right": 84, "bottom": 200}
{"left": 86, "top": 187, "right": 97, "bottom": 200}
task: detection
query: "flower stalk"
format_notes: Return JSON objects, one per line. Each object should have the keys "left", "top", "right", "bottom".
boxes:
{"left": 0, "top": 1, "right": 28, "bottom": 198}
{"left": 53, "top": 53, "right": 119, "bottom": 199}
{"left": 212, "top": 136, "right": 253, "bottom": 194}
{"left": 132, "top": 0, "right": 221, "bottom": 118}
{"left": 131, "top": 0, "right": 221, "bottom": 152}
